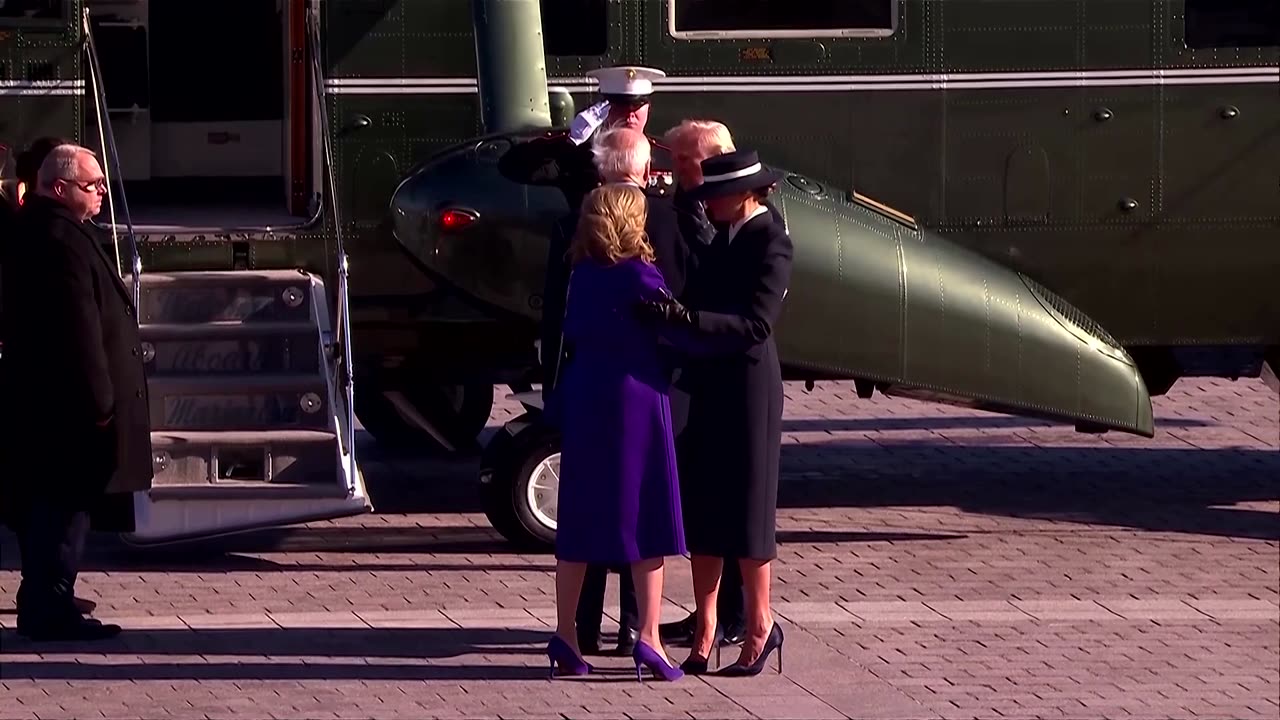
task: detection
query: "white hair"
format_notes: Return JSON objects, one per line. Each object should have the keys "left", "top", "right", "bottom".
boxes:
{"left": 36, "top": 144, "right": 97, "bottom": 190}
{"left": 663, "top": 119, "right": 735, "bottom": 160}
{"left": 591, "top": 127, "right": 650, "bottom": 182}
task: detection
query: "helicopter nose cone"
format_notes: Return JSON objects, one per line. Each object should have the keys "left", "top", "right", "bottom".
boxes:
{"left": 389, "top": 136, "right": 564, "bottom": 320}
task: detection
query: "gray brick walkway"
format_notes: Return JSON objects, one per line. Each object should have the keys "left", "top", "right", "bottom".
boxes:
{"left": 1, "top": 377, "right": 1276, "bottom": 719}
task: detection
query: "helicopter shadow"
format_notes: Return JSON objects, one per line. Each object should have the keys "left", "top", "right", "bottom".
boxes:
{"left": 776, "top": 439, "right": 1279, "bottom": 541}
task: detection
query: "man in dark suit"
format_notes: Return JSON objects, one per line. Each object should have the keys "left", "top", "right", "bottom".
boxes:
{"left": 1, "top": 144, "right": 153, "bottom": 641}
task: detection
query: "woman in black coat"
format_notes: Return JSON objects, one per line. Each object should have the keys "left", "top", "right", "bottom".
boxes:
{"left": 636, "top": 149, "right": 793, "bottom": 677}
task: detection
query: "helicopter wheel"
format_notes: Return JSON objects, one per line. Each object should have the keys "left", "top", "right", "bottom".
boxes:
{"left": 355, "top": 380, "right": 495, "bottom": 454}
{"left": 478, "top": 411, "right": 558, "bottom": 550}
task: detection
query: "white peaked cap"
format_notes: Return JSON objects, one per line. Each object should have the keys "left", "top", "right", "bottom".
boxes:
{"left": 586, "top": 66, "right": 667, "bottom": 97}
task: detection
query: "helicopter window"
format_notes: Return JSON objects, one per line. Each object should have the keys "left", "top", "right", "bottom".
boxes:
{"left": 1184, "top": 0, "right": 1279, "bottom": 48}
{"left": 0, "top": 0, "right": 64, "bottom": 21}
{"left": 541, "top": 0, "right": 608, "bottom": 56}
{"left": 669, "top": 0, "right": 895, "bottom": 39}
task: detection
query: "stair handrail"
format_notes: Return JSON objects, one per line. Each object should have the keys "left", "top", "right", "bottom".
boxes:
{"left": 81, "top": 7, "right": 142, "bottom": 310}
{"left": 306, "top": 2, "right": 356, "bottom": 491}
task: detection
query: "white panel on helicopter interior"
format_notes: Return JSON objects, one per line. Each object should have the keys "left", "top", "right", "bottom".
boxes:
{"left": 151, "top": 120, "right": 283, "bottom": 177}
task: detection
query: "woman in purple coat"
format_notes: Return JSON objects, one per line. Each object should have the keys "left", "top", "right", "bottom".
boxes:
{"left": 545, "top": 184, "right": 686, "bottom": 682}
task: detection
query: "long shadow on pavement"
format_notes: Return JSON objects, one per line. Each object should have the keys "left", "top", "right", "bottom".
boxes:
{"left": 779, "top": 443, "right": 1279, "bottom": 541}
{"left": 0, "top": 527, "right": 960, "bottom": 572}
{"left": 0, "top": 626, "right": 558, "bottom": 681}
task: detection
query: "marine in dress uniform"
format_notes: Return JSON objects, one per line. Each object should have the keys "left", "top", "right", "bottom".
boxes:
{"left": 498, "top": 65, "right": 668, "bottom": 213}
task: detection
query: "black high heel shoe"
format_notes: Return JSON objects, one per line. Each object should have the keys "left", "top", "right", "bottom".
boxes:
{"left": 679, "top": 625, "right": 724, "bottom": 675}
{"left": 715, "top": 622, "right": 784, "bottom": 677}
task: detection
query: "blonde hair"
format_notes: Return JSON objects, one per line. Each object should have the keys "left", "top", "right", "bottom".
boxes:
{"left": 569, "top": 184, "right": 654, "bottom": 265}
{"left": 663, "top": 119, "right": 735, "bottom": 160}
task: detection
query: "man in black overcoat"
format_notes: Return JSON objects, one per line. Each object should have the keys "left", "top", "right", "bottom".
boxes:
{"left": 0, "top": 144, "right": 153, "bottom": 641}
{"left": 0, "top": 136, "right": 105, "bottom": 619}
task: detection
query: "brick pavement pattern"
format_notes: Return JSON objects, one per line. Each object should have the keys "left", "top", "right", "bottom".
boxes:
{"left": 1, "top": 377, "right": 1276, "bottom": 719}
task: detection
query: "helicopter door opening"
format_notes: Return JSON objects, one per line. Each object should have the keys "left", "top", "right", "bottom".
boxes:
{"left": 84, "top": 0, "right": 317, "bottom": 232}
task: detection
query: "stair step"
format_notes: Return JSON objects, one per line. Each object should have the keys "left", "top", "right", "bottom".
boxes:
{"left": 137, "top": 270, "right": 317, "bottom": 287}
{"left": 149, "top": 429, "right": 339, "bottom": 493}
{"left": 147, "top": 374, "right": 330, "bottom": 431}
{"left": 136, "top": 271, "right": 316, "bottom": 325}
{"left": 140, "top": 321, "right": 318, "bottom": 339}
{"left": 140, "top": 322, "right": 321, "bottom": 376}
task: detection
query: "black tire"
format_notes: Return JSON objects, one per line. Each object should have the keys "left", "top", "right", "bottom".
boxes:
{"left": 479, "top": 413, "right": 559, "bottom": 550}
{"left": 355, "top": 381, "right": 495, "bottom": 453}
{"left": 354, "top": 386, "right": 422, "bottom": 449}
{"left": 416, "top": 382, "right": 494, "bottom": 451}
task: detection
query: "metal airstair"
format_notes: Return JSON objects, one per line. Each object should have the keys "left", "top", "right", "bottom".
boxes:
{"left": 78, "top": 6, "right": 369, "bottom": 544}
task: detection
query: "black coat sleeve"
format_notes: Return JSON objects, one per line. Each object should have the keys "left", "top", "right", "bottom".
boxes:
{"left": 499, "top": 135, "right": 563, "bottom": 185}
{"left": 38, "top": 224, "right": 115, "bottom": 425}
{"left": 674, "top": 190, "right": 717, "bottom": 248}
{"left": 693, "top": 223, "right": 794, "bottom": 350}
{"left": 765, "top": 199, "right": 785, "bottom": 227}
{"left": 644, "top": 197, "right": 689, "bottom": 298}
{"left": 540, "top": 216, "right": 574, "bottom": 385}
{"left": 498, "top": 135, "right": 600, "bottom": 210}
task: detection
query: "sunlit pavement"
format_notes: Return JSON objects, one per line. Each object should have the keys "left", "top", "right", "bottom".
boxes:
{"left": 1, "top": 378, "right": 1276, "bottom": 719}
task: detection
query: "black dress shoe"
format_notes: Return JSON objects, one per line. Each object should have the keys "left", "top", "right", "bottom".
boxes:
{"left": 577, "top": 630, "right": 602, "bottom": 656}
{"left": 720, "top": 622, "right": 747, "bottom": 645}
{"left": 18, "top": 616, "right": 122, "bottom": 642}
{"left": 73, "top": 597, "right": 97, "bottom": 615}
{"left": 614, "top": 625, "right": 638, "bottom": 655}
{"left": 658, "top": 613, "right": 696, "bottom": 643}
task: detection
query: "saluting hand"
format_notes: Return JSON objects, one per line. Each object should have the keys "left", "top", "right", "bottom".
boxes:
{"left": 635, "top": 297, "right": 697, "bottom": 327}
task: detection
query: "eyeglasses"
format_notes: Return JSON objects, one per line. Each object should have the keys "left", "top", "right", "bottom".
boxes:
{"left": 59, "top": 177, "right": 106, "bottom": 193}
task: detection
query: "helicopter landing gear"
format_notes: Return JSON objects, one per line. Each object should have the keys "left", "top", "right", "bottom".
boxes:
{"left": 478, "top": 409, "right": 559, "bottom": 550}
{"left": 355, "top": 379, "right": 495, "bottom": 454}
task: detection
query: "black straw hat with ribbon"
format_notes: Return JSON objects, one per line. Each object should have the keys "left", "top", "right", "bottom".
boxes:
{"left": 687, "top": 149, "right": 785, "bottom": 201}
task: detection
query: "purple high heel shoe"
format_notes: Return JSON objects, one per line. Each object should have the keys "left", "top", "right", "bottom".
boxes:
{"left": 633, "top": 640, "right": 685, "bottom": 682}
{"left": 546, "top": 635, "right": 592, "bottom": 678}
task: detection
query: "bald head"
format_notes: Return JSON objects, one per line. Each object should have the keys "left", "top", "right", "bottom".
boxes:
{"left": 36, "top": 144, "right": 105, "bottom": 221}
{"left": 591, "top": 126, "right": 651, "bottom": 186}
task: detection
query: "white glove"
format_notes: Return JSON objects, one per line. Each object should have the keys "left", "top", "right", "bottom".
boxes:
{"left": 568, "top": 101, "right": 611, "bottom": 145}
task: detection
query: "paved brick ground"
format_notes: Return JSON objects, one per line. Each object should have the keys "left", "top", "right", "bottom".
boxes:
{"left": 1, "top": 377, "right": 1276, "bottom": 719}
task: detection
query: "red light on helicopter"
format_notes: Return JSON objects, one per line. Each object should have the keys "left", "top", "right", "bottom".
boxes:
{"left": 438, "top": 208, "right": 478, "bottom": 231}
